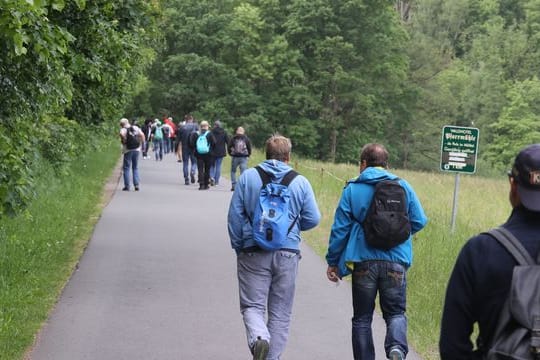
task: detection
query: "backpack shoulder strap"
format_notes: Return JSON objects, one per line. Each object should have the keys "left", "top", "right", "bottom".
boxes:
{"left": 255, "top": 167, "right": 299, "bottom": 187}
{"left": 255, "top": 166, "right": 272, "bottom": 187}
{"left": 280, "top": 170, "right": 299, "bottom": 186}
{"left": 483, "top": 227, "right": 536, "bottom": 266}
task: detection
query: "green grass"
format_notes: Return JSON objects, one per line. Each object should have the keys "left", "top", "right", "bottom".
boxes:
{"left": 0, "top": 138, "right": 120, "bottom": 360}
{"left": 241, "top": 149, "right": 509, "bottom": 359}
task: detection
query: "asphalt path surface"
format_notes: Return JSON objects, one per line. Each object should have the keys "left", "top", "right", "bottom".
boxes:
{"left": 28, "top": 152, "right": 423, "bottom": 360}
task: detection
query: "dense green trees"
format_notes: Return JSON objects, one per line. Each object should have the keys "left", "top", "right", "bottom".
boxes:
{"left": 4, "top": 0, "right": 540, "bottom": 215}
{"left": 0, "top": 0, "right": 159, "bottom": 216}
{"left": 133, "top": 0, "right": 410, "bottom": 163}
{"left": 133, "top": 0, "right": 540, "bottom": 172}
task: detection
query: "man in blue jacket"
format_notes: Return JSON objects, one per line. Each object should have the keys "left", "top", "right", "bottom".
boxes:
{"left": 440, "top": 144, "right": 540, "bottom": 359}
{"left": 228, "top": 134, "right": 321, "bottom": 360}
{"left": 325, "top": 143, "right": 427, "bottom": 360}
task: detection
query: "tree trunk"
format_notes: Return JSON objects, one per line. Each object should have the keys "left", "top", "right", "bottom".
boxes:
{"left": 330, "top": 128, "right": 337, "bottom": 163}
{"left": 395, "top": 0, "right": 411, "bottom": 22}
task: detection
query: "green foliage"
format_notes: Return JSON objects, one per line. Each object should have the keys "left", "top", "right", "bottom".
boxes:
{"left": 0, "top": 122, "right": 35, "bottom": 217}
{"left": 0, "top": 0, "right": 160, "bottom": 216}
{"left": 484, "top": 78, "right": 540, "bottom": 167}
{"left": 0, "top": 136, "right": 119, "bottom": 359}
{"left": 39, "top": 117, "right": 80, "bottom": 170}
{"left": 141, "top": 0, "right": 410, "bottom": 163}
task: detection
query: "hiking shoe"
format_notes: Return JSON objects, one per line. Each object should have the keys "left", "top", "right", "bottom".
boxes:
{"left": 122, "top": 187, "right": 129, "bottom": 191}
{"left": 190, "top": 173, "right": 196, "bottom": 183}
{"left": 252, "top": 338, "right": 269, "bottom": 360}
{"left": 389, "top": 347, "right": 404, "bottom": 360}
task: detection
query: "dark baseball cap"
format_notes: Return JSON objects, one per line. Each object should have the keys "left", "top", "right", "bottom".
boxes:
{"left": 510, "top": 144, "right": 540, "bottom": 211}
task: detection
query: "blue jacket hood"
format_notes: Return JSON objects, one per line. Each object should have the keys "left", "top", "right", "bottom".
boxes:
{"left": 353, "top": 167, "right": 399, "bottom": 185}
{"left": 257, "top": 160, "right": 294, "bottom": 181}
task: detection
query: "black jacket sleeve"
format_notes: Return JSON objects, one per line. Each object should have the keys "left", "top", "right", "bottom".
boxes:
{"left": 246, "top": 136, "right": 252, "bottom": 156}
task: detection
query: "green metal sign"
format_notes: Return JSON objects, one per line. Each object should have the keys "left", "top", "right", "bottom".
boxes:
{"left": 440, "top": 125, "right": 480, "bottom": 173}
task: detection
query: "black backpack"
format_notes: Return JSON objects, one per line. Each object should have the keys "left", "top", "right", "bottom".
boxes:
{"left": 125, "top": 126, "right": 140, "bottom": 150}
{"left": 483, "top": 227, "right": 540, "bottom": 360}
{"left": 363, "top": 179, "right": 411, "bottom": 250}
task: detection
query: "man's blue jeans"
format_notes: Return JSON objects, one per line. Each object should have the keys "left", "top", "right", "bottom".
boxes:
{"left": 351, "top": 260, "right": 408, "bottom": 360}
{"left": 230, "top": 156, "right": 248, "bottom": 186}
{"left": 237, "top": 250, "right": 300, "bottom": 360}
{"left": 122, "top": 150, "right": 140, "bottom": 188}
{"left": 182, "top": 147, "right": 197, "bottom": 181}
{"left": 153, "top": 139, "right": 163, "bottom": 160}
{"left": 210, "top": 156, "right": 224, "bottom": 184}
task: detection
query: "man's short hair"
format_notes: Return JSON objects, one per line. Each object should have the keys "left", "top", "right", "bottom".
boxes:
{"left": 266, "top": 134, "right": 292, "bottom": 162}
{"left": 120, "top": 118, "right": 129, "bottom": 127}
{"left": 360, "top": 143, "right": 389, "bottom": 168}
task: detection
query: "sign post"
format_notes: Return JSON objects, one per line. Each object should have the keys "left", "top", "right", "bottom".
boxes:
{"left": 440, "top": 126, "right": 480, "bottom": 232}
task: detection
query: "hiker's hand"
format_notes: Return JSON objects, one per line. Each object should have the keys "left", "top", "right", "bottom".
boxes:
{"left": 327, "top": 266, "right": 339, "bottom": 282}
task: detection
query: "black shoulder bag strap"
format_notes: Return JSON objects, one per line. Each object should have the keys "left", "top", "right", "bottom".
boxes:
{"left": 483, "top": 227, "right": 535, "bottom": 266}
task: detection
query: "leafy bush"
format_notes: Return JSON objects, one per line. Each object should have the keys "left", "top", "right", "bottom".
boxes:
{"left": 39, "top": 117, "right": 81, "bottom": 171}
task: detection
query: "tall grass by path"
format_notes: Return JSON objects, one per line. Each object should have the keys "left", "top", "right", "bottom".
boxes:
{"left": 244, "top": 149, "right": 509, "bottom": 359}
{"left": 0, "top": 138, "right": 120, "bottom": 360}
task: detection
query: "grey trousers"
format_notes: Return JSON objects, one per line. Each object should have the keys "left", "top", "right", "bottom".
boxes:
{"left": 237, "top": 250, "right": 300, "bottom": 360}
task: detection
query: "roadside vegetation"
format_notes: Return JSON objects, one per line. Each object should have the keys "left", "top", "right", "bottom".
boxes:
{"left": 0, "top": 137, "right": 119, "bottom": 360}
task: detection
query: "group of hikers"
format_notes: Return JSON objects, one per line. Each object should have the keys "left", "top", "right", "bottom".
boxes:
{"left": 121, "top": 118, "right": 540, "bottom": 360}
{"left": 119, "top": 114, "right": 252, "bottom": 191}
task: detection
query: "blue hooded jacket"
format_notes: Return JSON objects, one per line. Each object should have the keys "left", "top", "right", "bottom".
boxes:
{"left": 228, "top": 160, "right": 321, "bottom": 253}
{"left": 325, "top": 167, "right": 428, "bottom": 277}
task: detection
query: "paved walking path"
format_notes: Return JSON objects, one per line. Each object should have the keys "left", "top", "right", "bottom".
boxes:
{"left": 28, "top": 153, "right": 422, "bottom": 360}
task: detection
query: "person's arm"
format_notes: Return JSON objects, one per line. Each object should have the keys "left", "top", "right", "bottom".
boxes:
{"left": 138, "top": 128, "right": 145, "bottom": 143}
{"left": 440, "top": 242, "right": 479, "bottom": 360}
{"left": 246, "top": 137, "right": 252, "bottom": 156}
{"left": 325, "top": 185, "right": 354, "bottom": 274}
{"left": 227, "top": 137, "right": 234, "bottom": 155}
{"left": 227, "top": 172, "right": 250, "bottom": 253}
{"left": 402, "top": 180, "right": 428, "bottom": 234}
{"left": 297, "top": 177, "right": 321, "bottom": 232}
{"left": 209, "top": 133, "right": 216, "bottom": 151}
{"left": 119, "top": 128, "right": 126, "bottom": 144}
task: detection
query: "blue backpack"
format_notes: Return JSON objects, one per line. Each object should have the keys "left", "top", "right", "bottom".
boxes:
{"left": 196, "top": 131, "right": 210, "bottom": 154}
{"left": 251, "top": 166, "right": 299, "bottom": 251}
{"left": 154, "top": 126, "right": 163, "bottom": 140}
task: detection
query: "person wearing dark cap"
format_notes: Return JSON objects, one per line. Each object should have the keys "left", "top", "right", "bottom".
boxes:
{"left": 440, "top": 143, "right": 540, "bottom": 360}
